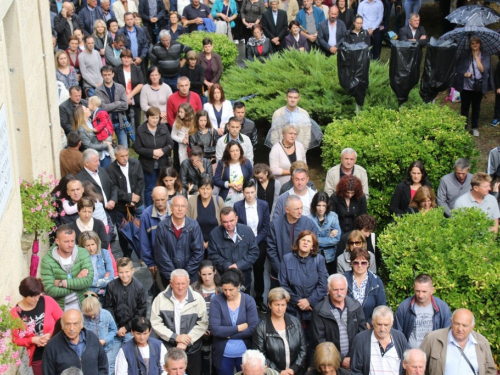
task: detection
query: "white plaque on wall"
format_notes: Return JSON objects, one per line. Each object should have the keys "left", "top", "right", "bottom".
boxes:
{"left": 0, "top": 104, "right": 13, "bottom": 221}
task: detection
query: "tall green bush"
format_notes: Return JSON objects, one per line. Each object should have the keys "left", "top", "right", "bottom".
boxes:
{"left": 178, "top": 32, "right": 238, "bottom": 70}
{"left": 220, "top": 49, "right": 423, "bottom": 125}
{"left": 321, "top": 105, "right": 479, "bottom": 229}
{"left": 378, "top": 208, "right": 500, "bottom": 359}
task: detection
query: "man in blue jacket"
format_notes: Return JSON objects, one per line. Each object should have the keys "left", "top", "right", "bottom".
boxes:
{"left": 296, "top": 0, "right": 325, "bottom": 49}
{"left": 208, "top": 207, "right": 260, "bottom": 292}
{"left": 78, "top": 0, "right": 106, "bottom": 35}
{"left": 394, "top": 273, "right": 452, "bottom": 349}
{"left": 117, "top": 13, "right": 150, "bottom": 69}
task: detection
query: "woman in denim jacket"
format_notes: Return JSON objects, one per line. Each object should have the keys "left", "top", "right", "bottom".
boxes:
{"left": 310, "top": 192, "right": 341, "bottom": 275}
{"left": 82, "top": 291, "right": 120, "bottom": 374}
{"left": 78, "top": 231, "right": 114, "bottom": 300}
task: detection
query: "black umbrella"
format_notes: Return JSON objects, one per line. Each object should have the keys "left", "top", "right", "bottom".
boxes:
{"left": 446, "top": 5, "right": 500, "bottom": 26}
{"left": 337, "top": 41, "right": 371, "bottom": 107}
{"left": 439, "top": 25, "right": 500, "bottom": 55}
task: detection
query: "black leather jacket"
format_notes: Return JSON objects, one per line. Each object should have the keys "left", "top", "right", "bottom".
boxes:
{"left": 179, "top": 158, "right": 214, "bottom": 194}
{"left": 253, "top": 313, "right": 307, "bottom": 375}
{"left": 189, "top": 128, "right": 220, "bottom": 161}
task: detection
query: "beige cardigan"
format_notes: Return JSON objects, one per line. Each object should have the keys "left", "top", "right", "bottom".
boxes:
{"left": 187, "top": 194, "right": 225, "bottom": 223}
{"left": 278, "top": 0, "right": 299, "bottom": 21}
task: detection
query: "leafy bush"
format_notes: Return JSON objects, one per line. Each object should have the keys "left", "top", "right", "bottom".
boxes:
{"left": 321, "top": 105, "right": 479, "bottom": 229}
{"left": 178, "top": 32, "right": 238, "bottom": 70}
{"left": 378, "top": 208, "right": 500, "bottom": 361}
{"left": 220, "top": 49, "right": 423, "bottom": 125}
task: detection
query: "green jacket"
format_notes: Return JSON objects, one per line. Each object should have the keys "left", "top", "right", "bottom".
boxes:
{"left": 41, "top": 245, "right": 94, "bottom": 309}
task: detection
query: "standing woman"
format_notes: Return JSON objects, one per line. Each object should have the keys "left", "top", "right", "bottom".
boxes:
{"left": 114, "top": 49, "right": 145, "bottom": 133}
{"left": 253, "top": 163, "right": 281, "bottom": 215}
{"left": 279, "top": 230, "right": 329, "bottom": 362}
{"left": 140, "top": 65, "right": 173, "bottom": 126}
{"left": 214, "top": 141, "right": 254, "bottom": 206}
{"left": 172, "top": 103, "right": 195, "bottom": 165}
{"left": 197, "top": 38, "right": 224, "bottom": 92}
{"left": 180, "top": 51, "right": 206, "bottom": 99}
{"left": 337, "top": 0, "right": 354, "bottom": 31}
{"left": 65, "top": 35, "right": 81, "bottom": 79}
{"left": 11, "top": 277, "right": 63, "bottom": 375}
{"left": 253, "top": 288, "right": 307, "bottom": 375}
{"left": 203, "top": 84, "right": 233, "bottom": 136}
{"left": 165, "top": 11, "right": 186, "bottom": 41}
{"left": 454, "top": 36, "right": 492, "bottom": 137}
{"left": 187, "top": 177, "right": 226, "bottom": 249}
{"left": 310, "top": 192, "right": 341, "bottom": 275}
{"left": 241, "top": 0, "right": 265, "bottom": 42}
{"left": 336, "top": 230, "right": 376, "bottom": 274}
{"left": 107, "top": 19, "right": 120, "bottom": 43}
{"left": 212, "top": 0, "right": 238, "bottom": 37}
{"left": 269, "top": 125, "right": 307, "bottom": 186}
{"left": 134, "top": 106, "right": 174, "bottom": 207}
{"left": 330, "top": 175, "right": 367, "bottom": 234}
{"left": 69, "top": 197, "right": 109, "bottom": 250}
{"left": 189, "top": 109, "right": 220, "bottom": 165}
{"left": 389, "top": 160, "right": 431, "bottom": 217}
{"left": 93, "top": 19, "right": 109, "bottom": 64}
{"left": 55, "top": 50, "right": 79, "bottom": 90}
{"left": 209, "top": 269, "right": 259, "bottom": 375}
{"left": 345, "top": 15, "right": 370, "bottom": 45}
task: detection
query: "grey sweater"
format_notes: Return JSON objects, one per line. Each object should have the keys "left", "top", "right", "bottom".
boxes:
{"left": 104, "top": 44, "right": 122, "bottom": 68}
{"left": 436, "top": 172, "right": 473, "bottom": 217}
{"left": 78, "top": 49, "right": 103, "bottom": 88}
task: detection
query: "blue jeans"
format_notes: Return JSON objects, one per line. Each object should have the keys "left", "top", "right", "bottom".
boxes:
{"left": 163, "top": 74, "right": 180, "bottom": 93}
{"left": 114, "top": 122, "right": 128, "bottom": 146}
{"left": 100, "top": 155, "right": 111, "bottom": 168}
{"left": 106, "top": 339, "right": 121, "bottom": 374}
{"left": 404, "top": 0, "right": 421, "bottom": 25}
{"left": 144, "top": 169, "right": 160, "bottom": 208}
{"left": 219, "top": 356, "right": 243, "bottom": 375}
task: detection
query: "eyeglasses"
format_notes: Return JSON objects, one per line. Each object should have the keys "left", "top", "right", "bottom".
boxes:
{"left": 348, "top": 241, "right": 363, "bottom": 246}
{"left": 352, "top": 261, "right": 368, "bottom": 266}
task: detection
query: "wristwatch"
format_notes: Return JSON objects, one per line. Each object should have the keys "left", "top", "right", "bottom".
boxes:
{"left": 58, "top": 281, "right": 64, "bottom": 287}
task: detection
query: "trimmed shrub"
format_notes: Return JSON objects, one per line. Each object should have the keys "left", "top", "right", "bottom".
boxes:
{"left": 321, "top": 105, "right": 479, "bottom": 229}
{"left": 220, "top": 49, "right": 423, "bottom": 125}
{"left": 178, "top": 32, "right": 238, "bottom": 70}
{"left": 378, "top": 207, "right": 500, "bottom": 359}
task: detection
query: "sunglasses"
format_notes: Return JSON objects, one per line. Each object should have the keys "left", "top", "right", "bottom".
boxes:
{"left": 348, "top": 241, "right": 363, "bottom": 246}
{"left": 352, "top": 261, "right": 368, "bottom": 266}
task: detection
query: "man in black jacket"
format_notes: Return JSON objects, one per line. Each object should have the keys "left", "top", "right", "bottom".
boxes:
{"left": 398, "top": 13, "right": 428, "bottom": 47}
{"left": 54, "top": 1, "right": 84, "bottom": 50}
{"left": 139, "top": 0, "right": 167, "bottom": 43}
{"left": 59, "top": 86, "right": 88, "bottom": 135}
{"left": 106, "top": 145, "right": 145, "bottom": 257}
{"left": 317, "top": 6, "right": 347, "bottom": 56}
{"left": 261, "top": 0, "right": 289, "bottom": 53}
{"left": 232, "top": 102, "right": 258, "bottom": 150}
{"left": 42, "top": 310, "right": 108, "bottom": 375}
{"left": 312, "top": 273, "right": 366, "bottom": 371}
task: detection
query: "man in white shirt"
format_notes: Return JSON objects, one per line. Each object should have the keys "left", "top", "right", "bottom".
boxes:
{"left": 357, "top": 0, "right": 384, "bottom": 60}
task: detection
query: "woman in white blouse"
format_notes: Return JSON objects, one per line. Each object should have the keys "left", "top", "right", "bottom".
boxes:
{"left": 203, "top": 84, "right": 233, "bottom": 136}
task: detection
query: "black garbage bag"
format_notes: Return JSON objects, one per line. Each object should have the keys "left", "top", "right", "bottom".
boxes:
{"left": 419, "top": 38, "right": 458, "bottom": 103}
{"left": 337, "top": 42, "right": 370, "bottom": 106}
{"left": 389, "top": 40, "right": 421, "bottom": 106}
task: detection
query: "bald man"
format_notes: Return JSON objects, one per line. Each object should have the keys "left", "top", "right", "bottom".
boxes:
{"left": 420, "top": 308, "right": 496, "bottom": 375}
{"left": 42, "top": 310, "right": 108, "bottom": 375}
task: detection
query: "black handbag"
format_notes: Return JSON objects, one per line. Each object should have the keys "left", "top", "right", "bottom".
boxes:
{"left": 471, "top": 58, "right": 483, "bottom": 93}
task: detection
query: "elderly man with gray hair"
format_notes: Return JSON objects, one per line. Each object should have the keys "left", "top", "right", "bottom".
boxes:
{"left": 312, "top": 274, "right": 366, "bottom": 371}
{"left": 324, "top": 148, "right": 369, "bottom": 198}
{"left": 436, "top": 158, "right": 473, "bottom": 218}
{"left": 151, "top": 269, "right": 209, "bottom": 375}
{"left": 351, "top": 305, "right": 409, "bottom": 375}
{"left": 235, "top": 350, "right": 281, "bottom": 375}
{"left": 402, "top": 349, "right": 426, "bottom": 375}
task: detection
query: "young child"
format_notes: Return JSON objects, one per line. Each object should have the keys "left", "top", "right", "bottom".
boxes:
{"left": 172, "top": 103, "right": 195, "bottom": 165}
{"left": 88, "top": 96, "right": 115, "bottom": 162}
{"left": 81, "top": 291, "right": 119, "bottom": 374}
{"left": 103, "top": 257, "right": 147, "bottom": 347}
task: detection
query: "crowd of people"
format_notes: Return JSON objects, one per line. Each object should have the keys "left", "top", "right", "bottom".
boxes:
{"left": 13, "top": 0, "right": 499, "bottom": 374}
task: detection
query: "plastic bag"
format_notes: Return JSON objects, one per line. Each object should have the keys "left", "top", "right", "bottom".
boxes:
{"left": 389, "top": 40, "right": 422, "bottom": 106}
{"left": 337, "top": 42, "right": 371, "bottom": 107}
{"left": 419, "top": 38, "right": 458, "bottom": 103}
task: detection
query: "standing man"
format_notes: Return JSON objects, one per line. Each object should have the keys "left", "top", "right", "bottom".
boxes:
{"left": 312, "top": 274, "right": 366, "bottom": 371}
{"left": 272, "top": 168, "right": 316, "bottom": 219}
{"left": 139, "top": 0, "right": 167, "bottom": 42}
{"left": 317, "top": 6, "right": 347, "bottom": 56}
{"left": 154, "top": 196, "right": 205, "bottom": 286}
{"left": 394, "top": 274, "right": 452, "bottom": 349}
{"left": 112, "top": 0, "right": 139, "bottom": 28}
{"left": 208, "top": 207, "right": 260, "bottom": 292}
{"left": 261, "top": 0, "right": 288, "bottom": 53}
{"left": 100, "top": 0, "right": 116, "bottom": 21}
{"left": 42, "top": 310, "right": 108, "bottom": 375}
{"left": 59, "top": 86, "right": 88, "bottom": 135}
{"left": 151, "top": 269, "right": 209, "bottom": 375}
{"left": 296, "top": 0, "right": 325, "bottom": 49}
{"left": 350, "top": 306, "right": 409, "bottom": 375}
{"left": 182, "top": 0, "right": 213, "bottom": 33}
{"left": 453, "top": 172, "right": 500, "bottom": 233}
{"left": 233, "top": 102, "right": 258, "bottom": 150}
{"left": 78, "top": 35, "right": 103, "bottom": 97}
{"left": 78, "top": 0, "right": 106, "bottom": 35}
{"left": 54, "top": 1, "right": 84, "bottom": 50}
{"left": 267, "top": 195, "right": 317, "bottom": 288}
{"left": 117, "top": 13, "right": 149, "bottom": 71}
{"left": 357, "top": 0, "right": 384, "bottom": 60}
{"left": 324, "top": 148, "right": 369, "bottom": 198}
{"left": 420, "top": 308, "right": 496, "bottom": 375}
{"left": 106, "top": 145, "right": 145, "bottom": 257}
{"left": 40, "top": 225, "right": 94, "bottom": 310}
{"left": 216, "top": 117, "right": 255, "bottom": 164}
{"left": 151, "top": 30, "right": 193, "bottom": 92}
{"left": 436, "top": 158, "right": 472, "bottom": 218}
{"left": 105, "top": 34, "right": 127, "bottom": 67}
{"left": 95, "top": 65, "right": 129, "bottom": 146}
{"left": 402, "top": 349, "right": 427, "bottom": 375}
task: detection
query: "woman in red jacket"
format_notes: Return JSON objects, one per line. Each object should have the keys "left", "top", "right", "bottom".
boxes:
{"left": 10, "top": 277, "right": 63, "bottom": 375}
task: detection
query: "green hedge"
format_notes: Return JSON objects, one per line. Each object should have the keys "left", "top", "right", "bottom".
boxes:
{"left": 321, "top": 105, "right": 479, "bottom": 229}
{"left": 178, "top": 32, "right": 239, "bottom": 71}
{"left": 220, "top": 49, "right": 423, "bottom": 125}
{"left": 378, "top": 208, "right": 500, "bottom": 359}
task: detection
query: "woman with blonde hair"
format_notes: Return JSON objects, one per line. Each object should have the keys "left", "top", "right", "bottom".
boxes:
{"left": 81, "top": 291, "right": 119, "bottom": 373}
{"left": 336, "top": 230, "right": 376, "bottom": 274}
{"left": 407, "top": 185, "right": 438, "bottom": 214}
{"left": 306, "top": 342, "right": 350, "bottom": 375}
{"left": 172, "top": 103, "right": 195, "bottom": 165}
{"left": 92, "top": 19, "right": 108, "bottom": 64}
{"left": 55, "top": 50, "right": 78, "bottom": 90}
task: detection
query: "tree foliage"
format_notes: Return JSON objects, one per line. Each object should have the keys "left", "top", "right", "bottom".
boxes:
{"left": 321, "top": 105, "right": 479, "bottom": 229}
